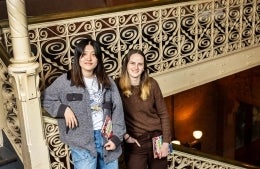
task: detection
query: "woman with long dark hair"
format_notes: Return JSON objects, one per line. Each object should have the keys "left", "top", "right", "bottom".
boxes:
{"left": 42, "top": 38, "right": 126, "bottom": 169}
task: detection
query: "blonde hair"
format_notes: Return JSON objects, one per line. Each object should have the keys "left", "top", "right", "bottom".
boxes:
{"left": 119, "top": 49, "right": 151, "bottom": 100}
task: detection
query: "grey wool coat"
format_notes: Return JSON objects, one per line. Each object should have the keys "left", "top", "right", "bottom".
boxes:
{"left": 41, "top": 73, "right": 126, "bottom": 163}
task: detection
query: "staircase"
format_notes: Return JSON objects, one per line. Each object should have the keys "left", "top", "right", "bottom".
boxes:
{"left": 0, "top": 133, "right": 22, "bottom": 169}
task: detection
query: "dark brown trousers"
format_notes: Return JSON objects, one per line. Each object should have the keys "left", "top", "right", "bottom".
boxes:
{"left": 124, "top": 131, "right": 167, "bottom": 169}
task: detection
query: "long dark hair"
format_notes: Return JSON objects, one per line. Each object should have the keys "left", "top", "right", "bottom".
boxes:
{"left": 69, "top": 38, "right": 110, "bottom": 89}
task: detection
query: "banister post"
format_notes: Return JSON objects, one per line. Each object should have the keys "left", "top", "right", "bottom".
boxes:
{"left": 6, "top": 0, "right": 51, "bottom": 168}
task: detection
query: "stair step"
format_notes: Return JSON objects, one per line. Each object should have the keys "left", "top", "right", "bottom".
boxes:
{"left": 0, "top": 146, "right": 17, "bottom": 166}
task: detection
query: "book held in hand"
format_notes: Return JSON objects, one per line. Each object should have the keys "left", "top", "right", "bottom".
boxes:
{"left": 101, "top": 115, "right": 113, "bottom": 139}
{"left": 152, "top": 135, "right": 162, "bottom": 158}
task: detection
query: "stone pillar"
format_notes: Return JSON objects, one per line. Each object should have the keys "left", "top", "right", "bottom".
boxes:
{"left": 6, "top": 0, "right": 51, "bottom": 169}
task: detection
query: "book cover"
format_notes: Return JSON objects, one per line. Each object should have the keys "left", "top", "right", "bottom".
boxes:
{"left": 152, "top": 135, "right": 162, "bottom": 158}
{"left": 101, "top": 115, "right": 113, "bottom": 139}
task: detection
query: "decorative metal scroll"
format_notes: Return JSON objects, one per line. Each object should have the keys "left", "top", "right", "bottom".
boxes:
{"left": 167, "top": 150, "right": 247, "bottom": 169}
{"left": 0, "top": 60, "right": 22, "bottom": 160}
{"left": 44, "top": 116, "right": 72, "bottom": 169}
{"left": 1, "top": 0, "right": 260, "bottom": 89}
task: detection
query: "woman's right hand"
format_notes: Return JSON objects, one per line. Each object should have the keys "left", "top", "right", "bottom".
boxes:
{"left": 64, "top": 107, "right": 78, "bottom": 129}
{"left": 124, "top": 134, "right": 141, "bottom": 147}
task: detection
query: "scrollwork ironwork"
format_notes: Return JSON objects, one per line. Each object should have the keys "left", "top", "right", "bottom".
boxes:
{"left": 167, "top": 150, "right": 246, "bottom": 169}
{"left": 0, "top": 65, "right": 22, "bottom": 160}
{"left": 1, "top": 0, "right": 259, "bottom": 89}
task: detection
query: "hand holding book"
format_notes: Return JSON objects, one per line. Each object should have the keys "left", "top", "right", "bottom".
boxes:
{"left": 152, "top": 135, "right": 171, "bottom": 159}
{"left": 101, "top": 116, "right": 113, "bottom": 139}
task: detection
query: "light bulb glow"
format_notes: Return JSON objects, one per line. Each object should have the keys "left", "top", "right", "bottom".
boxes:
{"left": 193, "top": 130, "right": 203, "bottom": 139}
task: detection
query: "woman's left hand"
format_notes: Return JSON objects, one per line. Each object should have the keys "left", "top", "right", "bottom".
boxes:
{"left": 104, "top": 140, "right": 116, "bottom": 151}
{"left": 159, "top": 142, "right": 169, "bottom": 159}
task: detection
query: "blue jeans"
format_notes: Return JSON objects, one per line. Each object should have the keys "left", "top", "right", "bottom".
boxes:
{"left": 70, "top": 130, "right": 118, "bottom": 169}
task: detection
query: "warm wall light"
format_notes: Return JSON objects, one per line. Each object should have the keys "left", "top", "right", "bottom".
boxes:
{"left": 171, "top": 140, "right": 181, "bottom": 145}
{"left": 174, "top": 131, "right": 203, "bottom": 150}
{"left": 190, "top": 130, "right": 203, "bottom": 150}
{"left": 193, "top": 130, "right": 203, "bottom": 139}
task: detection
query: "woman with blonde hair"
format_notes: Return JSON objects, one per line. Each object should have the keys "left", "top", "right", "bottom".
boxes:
{"left": 117, "top": 49, "right": 171, "bottom": 169}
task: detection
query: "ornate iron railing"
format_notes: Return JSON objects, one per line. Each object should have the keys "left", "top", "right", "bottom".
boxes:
{"left": 44, "top": 116, "right": 72, "bottom": 169}
{"left": 1, "top": 0, "right": 260, "bottom": 89}
{"left": 0, "top": 44, "right": 22, "bottom": 159}
{"left": 0, "top": 56, "right": 22, "bottom": 160}
{"left": 168, "top": 145, "right": 260, "bottom": 169}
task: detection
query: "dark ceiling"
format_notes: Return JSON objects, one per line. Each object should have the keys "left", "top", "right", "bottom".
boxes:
{"left": 0, "top": 0, "right": 150, "bottom": 20}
